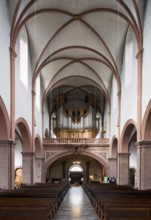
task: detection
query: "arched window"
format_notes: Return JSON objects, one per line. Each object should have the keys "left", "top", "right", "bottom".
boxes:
{"left": 69, "top": 164, "right": 83, "bottom": 172}
{"left": 19, "top": 27, "right": 28, "bottom": 88}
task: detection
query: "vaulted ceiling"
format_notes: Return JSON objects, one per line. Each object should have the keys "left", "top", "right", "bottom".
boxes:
{"left": 10, "top": 0, "right": 146, "bottom": 117}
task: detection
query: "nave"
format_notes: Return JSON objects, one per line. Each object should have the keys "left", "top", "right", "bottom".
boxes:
{"left": 54, "top": 186, "right": 99, "bottom": 220}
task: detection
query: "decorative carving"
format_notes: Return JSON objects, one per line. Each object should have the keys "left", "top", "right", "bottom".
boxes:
{"left": 95, "top": 151, "right": 108, "bottom": 160}
{"left": 45, "top": 151, "right": 58, "bottom": 161}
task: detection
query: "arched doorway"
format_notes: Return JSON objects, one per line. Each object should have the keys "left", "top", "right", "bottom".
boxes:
{"left": 68, "top": 163, "right": 84, "bottom": 185}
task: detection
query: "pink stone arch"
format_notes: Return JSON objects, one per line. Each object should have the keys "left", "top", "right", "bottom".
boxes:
{"left": 34, "top": 135, "right": 42, "bottom": 157}
{"left": 111, "top": 135, "right": 118, "bottom": 157}
{"left": 0, "top": 97, "right": 10, "bottom": 140}
{"left": 120, "top": 119, "right": 137, "bottom": 153}
{"left": 15, "top": 118, "right": 32, "bottom": 152}
{"left": 142, "top": 100, "right": 151, "bottom": 141}
{"left": 44, "top": 151, "right": 108, "bottom": 176}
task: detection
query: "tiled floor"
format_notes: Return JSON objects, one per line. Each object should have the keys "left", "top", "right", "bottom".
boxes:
{"left": 54, "top": 185, "right": 99, "bottom": 220}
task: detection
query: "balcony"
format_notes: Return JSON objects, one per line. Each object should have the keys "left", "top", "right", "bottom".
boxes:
{"left": 43, "top": 138, "right": 109, "bottom": 147}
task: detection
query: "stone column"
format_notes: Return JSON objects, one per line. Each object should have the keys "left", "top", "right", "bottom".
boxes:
{"left": 22, "top": 152, "right": 35, "bottom": 185}
{"left": 117, "top": 153, "right": 130, "bottom": 185}
{"left": 0, "top": 140, "right": 16, "bottom": 189}
{"left": 108, "top": 157, "right": 117, "bottom": 178}
{"left": 34, "top": 157, "right": 44, "bottom": 183}
{"left": 136, "top": 141, "right": 151, "bottom": 190}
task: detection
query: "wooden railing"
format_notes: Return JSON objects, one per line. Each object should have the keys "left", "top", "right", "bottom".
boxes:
{"left": 43, "top": 138, "right": 109, "bottom": 145}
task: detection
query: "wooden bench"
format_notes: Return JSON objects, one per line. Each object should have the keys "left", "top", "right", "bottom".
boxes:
{"left": 0, "top": 183, "right": 70, "bottom": 220}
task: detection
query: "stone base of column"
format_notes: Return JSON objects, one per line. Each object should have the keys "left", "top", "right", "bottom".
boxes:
{"left": 108, "top": 157, "right": 117, "bottom": 178}
{"left": 0, "top": 140, "right": 16, "bottom": 189}
{"left": 117, "top": 153, "right": 130, "bottom": 185}
{"left": 136, "top": 141, "right": 151, "bottom": 190}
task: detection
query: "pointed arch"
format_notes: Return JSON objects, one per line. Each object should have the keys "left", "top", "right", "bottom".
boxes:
{"left": 15, "top": 118, "right": 32, "bottom": 152}
{"left": 142, "top": 99, "right": 151, "bottom": 141}
{"left": 111, "top": 135, "right": 118, "bottom": 157}
{"left": 0, "top": 97, "right": 10, "bottom": 140}
{"left": 120, "top": 119, "right": 137, "bottom": 153}
{"left": 34, "top": 134, "right": 42, "bottom": 157}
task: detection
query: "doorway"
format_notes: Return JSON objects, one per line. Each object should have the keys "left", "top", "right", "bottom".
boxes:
{"left": 68, "top": 164, "right": 84, "bottom": 185}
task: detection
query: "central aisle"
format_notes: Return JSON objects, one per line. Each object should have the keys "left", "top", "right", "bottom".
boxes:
{"left": 54, "top": 185, "right": 99, "bottom": 220}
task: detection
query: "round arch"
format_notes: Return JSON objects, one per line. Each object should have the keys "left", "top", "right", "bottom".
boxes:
{"left": 44, "top": 150, "right": 108, "bottom": 176}
{"left": 142, "top": 100, "right": 151, "bottom": 141}
{"left": 15, "top": 118, "right": 32, "bottom": 152}
{"left": 34, "top": 135, "right": 42, "bottom": 157}
{"left": 120, "top": 119, "right": 137, "bottom": 153}
{"left": 111, "top": 135, "right": 118, "bottom": 157}
{"left": 0, "top": 97, "right": 10, "bottom": 140}
{"left": 69, "top": 164, "right": 84, "bottom": 172}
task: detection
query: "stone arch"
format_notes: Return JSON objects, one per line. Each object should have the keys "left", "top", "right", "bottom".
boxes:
{"left": 120, "top": 119, "right": 137, "bottom": 153}
{"left": 44, "top": 150, "right": 108, "bottom": 176}
{"left": 34, "top": 135, "right": 42, "bottom": 157}
{"left": 111, "top": 135, "right": 118, "bottom": 157}
{"left": 142, "top": 100, "right": 151, "bottom": 141}
{"left": 0, "top": 97, "right": 10, "bottom": 140}
{"left": 15, "top": 118, "right": 32, "bottom": 152}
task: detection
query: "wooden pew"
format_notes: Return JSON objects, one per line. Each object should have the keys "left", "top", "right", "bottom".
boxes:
{"left": 0, "top": 183, "right": 70, "bottom": 220}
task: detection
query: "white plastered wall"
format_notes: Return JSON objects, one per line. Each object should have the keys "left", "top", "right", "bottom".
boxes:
{"left": 44, "top": 100, "right": 49, "bottom": 137}
{"left": 15, "top": 27, "right": 32, "bottom": 133}
{"left": 0, "top": 0, "right": 11, "bottom": 115}
{"left": 35, "top": 75, "right": 42, "bottom": 139}
{"left": 142, "top": 0, "right": 151, "bottom": 117}
{"left": 120, "top": 28, "right": 137, "bottom": 131}
{"left": 110, "top": 76, "right": 118, "bottom": 139}
{"left": 103, "top": 101, "right": 110, "bottom": 139}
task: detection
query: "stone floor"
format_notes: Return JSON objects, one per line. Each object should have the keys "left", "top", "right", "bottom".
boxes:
{"left": 54, "top": 185, "right": 99, "bottom": 220}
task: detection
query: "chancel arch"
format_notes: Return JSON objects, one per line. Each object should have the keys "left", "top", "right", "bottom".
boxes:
{"left": 45, "top": 153, "right": 105, "bottom": 184}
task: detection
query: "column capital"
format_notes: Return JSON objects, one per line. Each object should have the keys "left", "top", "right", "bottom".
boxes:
{"left": 135, "top": 48, "right": 144, "bottom": 59}
{"left": 108, "top": 157, "right": 117, "bottom": 161}
{"left": 31, "top": 90, "right": 36, "bottom": 96}
{"left": 35, "top": 157, "right": 45, "bottom": 160}
{"left": 118, "top": 152, "right": 130, "bottom": 156}
{"left": 9, "top": 46, "right": 17, "bottom": 57}
{"left": 21, "top": 152, "right": 35, "bottom": 157}
{"left": 136, "top": 140, "right": 151, "bottom": 148}
{"left": 0, "top": 139, "right": 16, "bottom": 147}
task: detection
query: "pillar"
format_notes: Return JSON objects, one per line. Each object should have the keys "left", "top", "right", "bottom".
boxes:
{"left": 22, "top": 152, "right": 35, "bottom": 185}
{"left": 0, "top": 140, "right": 16, "bottom": 189}
{"left": 108, "top": 157, "right": 117, "bottom": 178}
{"left": 136, "top": 141, "right": 151, "bottom": 190}
{"left": 117, "top": 153, "right": 130, "bottom": 185}
{"left": 34, "top": 157, "right": 44, "bottom": 183}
